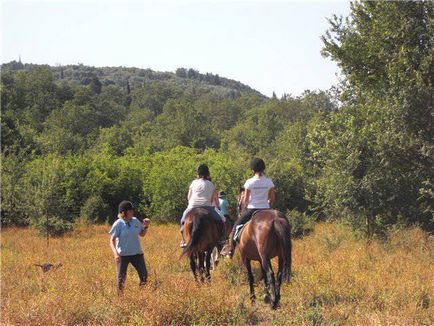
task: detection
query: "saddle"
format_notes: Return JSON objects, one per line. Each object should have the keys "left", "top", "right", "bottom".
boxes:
{"left": 233, "top": 210, "right": 269, "bottom": 243}
{"left": 233, "top": 221, "right": 250, "bottom": 243}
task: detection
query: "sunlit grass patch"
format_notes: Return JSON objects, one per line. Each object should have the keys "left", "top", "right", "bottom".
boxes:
{"left": 1, "top": 222, "right": 433, "bottom": 325}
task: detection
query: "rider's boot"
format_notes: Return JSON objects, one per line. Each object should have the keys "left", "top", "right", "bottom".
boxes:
{"left": 179, "top": 226, "right": 187, "bottom": 248}
{"left": 221, "top": 228, "right": 236, "bottom": 258}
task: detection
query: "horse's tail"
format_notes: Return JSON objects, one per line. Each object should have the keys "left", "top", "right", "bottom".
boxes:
{"left": 179, "top": 214, "right": 203, "bottom": 260}
{"left": 273, "top": 211, "right": 292, "bottom": 282}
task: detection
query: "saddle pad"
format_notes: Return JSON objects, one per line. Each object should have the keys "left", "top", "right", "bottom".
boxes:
{"left": 233, "top": 221, "right": 250, "bottom": 243}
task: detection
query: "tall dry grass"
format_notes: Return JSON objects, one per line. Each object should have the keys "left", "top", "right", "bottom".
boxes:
{"left": 1, "top": 222, "right": 433, "bottom": 325}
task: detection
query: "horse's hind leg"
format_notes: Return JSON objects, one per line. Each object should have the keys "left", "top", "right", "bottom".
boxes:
{"left": 262, "top": 258, "right": 277, "bottom": 309}
{"left": 245, "top": 258, "right": 256, "bottom": 303}
{"left": 211, "top": 245, "right": 221, "bottom": 270}
{"left": 260, "top": 265, "right": 271, "bottom": 304}
{"left": 275, "top": 256, "right": 283, "bottom": 307}
{"left": 198, "top": 252, "right": 205, "bottom": 282}
{"left": 190, "top": 254, "right": 198, "bottom": 281}
{"left": 205, "top": 249, "right": 212, "bottom": 282}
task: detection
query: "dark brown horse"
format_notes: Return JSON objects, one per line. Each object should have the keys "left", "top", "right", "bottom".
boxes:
{"left": 180, "top": 207, "right": 224, "bottom": 281}
{"left": 237, "top": 209, "right": 292, "bottom": 309}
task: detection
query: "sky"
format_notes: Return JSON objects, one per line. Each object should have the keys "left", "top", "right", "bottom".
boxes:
{"left": 1, "top": 0, "right": 351, "bottom": 97}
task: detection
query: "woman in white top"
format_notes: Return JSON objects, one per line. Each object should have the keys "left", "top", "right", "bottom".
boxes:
{"left": 180, "top": 164, "right": 225, "bottom": 247}
{"left": 222, "top": 158, "right": 275, "bottom": 256}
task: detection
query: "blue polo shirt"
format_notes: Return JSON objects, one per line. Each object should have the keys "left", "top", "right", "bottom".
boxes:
{"left": 219, "top": 198, "right": 230, "bottom": 216}
{"left": 109, "top": 217, "right": 144, "bottom": 256}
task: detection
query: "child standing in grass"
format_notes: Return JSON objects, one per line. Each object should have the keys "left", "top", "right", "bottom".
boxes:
{"left": 109, "top": 200, "right": 150, "bottom": 294}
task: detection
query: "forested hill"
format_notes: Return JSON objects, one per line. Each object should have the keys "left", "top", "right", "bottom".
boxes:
{"left": 1, "top": 61, "right": 264, "bottom": 98}
{"left": 1, "top": 2, "right": 433, "bottom": 237}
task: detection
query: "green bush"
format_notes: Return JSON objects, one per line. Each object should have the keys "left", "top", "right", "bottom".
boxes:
{"left": 1, "top": 151, "right": 29, "bottom": 225}
{"left": 142, "top": 147, "right": 249, "bottom": 223}
{"left": 30, "top": 216, "right": 74, "bottom": 237}
{"left": 84, "top": 150, "right": 150, "bottom": 223}
{"left": 80, "top": 195, "right": 111, "bottom": 223}
{"left": 143, "top": 147, "right": 200, "bottom": 222}
{"left": 286, "top": 210, "right": 314, "bottom": 238}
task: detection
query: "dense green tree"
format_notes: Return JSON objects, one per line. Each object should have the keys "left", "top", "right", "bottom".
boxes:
{"left": 131, "top": 81, "right": 180, "bottom": 116}
{"left": 1, "top": 4, "right": 431, "bottom": 235}
{"left": 175, "top": 68, "right": 187, "bottom": 78}
{"left": 23, "top": 155, "right": 74, "bottom": 237}
{"left": 0, "top": 69, "right": 61, "bottom": 150}
{"left": 314, "top": 0, "right": 434, "bottom": 233}
{"left": 90, "top": 75, "right": 102, "bottom": 94}
{"left": 36, "top": 102, "right": 98, "bottom": 154}
{"left": 222, "top": 93, "right": 331, "bottom": 156}
{"left": 147, "top": 98, "right": 219, "bottom": 150}
{"left": 1, "top": 150, "right": 29, "bottom": 225}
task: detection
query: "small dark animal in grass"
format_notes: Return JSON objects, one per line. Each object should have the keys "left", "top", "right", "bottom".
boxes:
{"left": 34, "top": 263, "right": 63, "bottom": 273}
{"left": 231, "top": 210, "right": 292, "bottom": 309}
{"left": 180, "top": 207, "right": 223, "bottom": 282}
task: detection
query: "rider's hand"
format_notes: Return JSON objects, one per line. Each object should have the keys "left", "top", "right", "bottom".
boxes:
{"left": 114, "top": 253, "right": 121, "bottom": 263}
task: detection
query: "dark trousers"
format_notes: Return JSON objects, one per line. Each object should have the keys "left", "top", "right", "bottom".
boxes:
{"left": 233, "top": 209, "right": 261, "bottom": 232}
{"left": 180, "top": 206, "right": 224, "bottom": 226}
{"left": 116, "top": 254, "right": 148, "bottom": 291}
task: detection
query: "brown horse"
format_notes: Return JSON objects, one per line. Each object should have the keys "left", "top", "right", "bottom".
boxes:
{"left": 180, "top": 207, "right": 223, "bottom": 281}
{"left": 237, "top": 209, "right": 292, "bottom": 309}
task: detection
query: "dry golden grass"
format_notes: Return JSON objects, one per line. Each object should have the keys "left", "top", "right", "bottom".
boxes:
{"left": 1, "top": 222, "right": 433, "bottom": 325}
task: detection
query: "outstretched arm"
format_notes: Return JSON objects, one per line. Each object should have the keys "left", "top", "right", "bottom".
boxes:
{"left": 268, "top": 187, "right": 276, "bottom": 207}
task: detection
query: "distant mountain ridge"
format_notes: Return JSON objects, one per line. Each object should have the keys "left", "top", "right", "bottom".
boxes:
{"left": 1, "top": 61, "right": 265, "bottom": 98}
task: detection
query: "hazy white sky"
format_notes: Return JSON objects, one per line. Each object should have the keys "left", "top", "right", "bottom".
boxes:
{"left": 1, "top": 0, "right": 350, "bottom": 96}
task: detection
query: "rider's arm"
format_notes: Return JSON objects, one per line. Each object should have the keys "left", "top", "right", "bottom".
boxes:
{"left": 212, "top": 191, "right": 220, "bottom": 209}
{"left": 242, "top": 189, "right": 251, "bottom": 208}
{"left": 187, "top": 188, "right": 192, "bottom": 201}
{"left": 268, "top": 187, "right": 276, "bottom": 206}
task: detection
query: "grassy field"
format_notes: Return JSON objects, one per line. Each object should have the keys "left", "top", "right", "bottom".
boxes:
{"left": 1, "top": 221, "right": 433, "bottom": 325}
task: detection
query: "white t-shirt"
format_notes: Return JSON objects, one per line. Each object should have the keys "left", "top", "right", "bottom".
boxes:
{"left": 244, "top": 176, "right": 274, "bottom": 209}
{"left": 188, "top": 179, "right": 215, "bottom": 207}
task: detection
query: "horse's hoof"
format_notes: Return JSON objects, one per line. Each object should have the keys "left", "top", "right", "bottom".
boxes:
{"left": 271, "top": 302, "right": 281, "bottom": 310}
{"left": 263, "top": 294, "right": 271, "bottom": 304}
